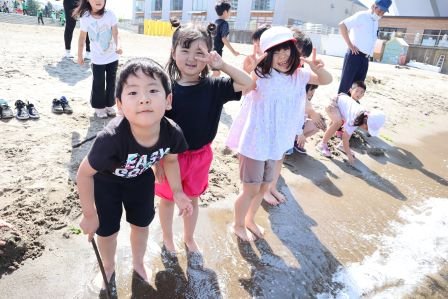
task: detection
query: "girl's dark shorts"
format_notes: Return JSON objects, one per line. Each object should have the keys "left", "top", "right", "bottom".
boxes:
{"left": 94, "top": 172, "right": 155, "bottom": 237}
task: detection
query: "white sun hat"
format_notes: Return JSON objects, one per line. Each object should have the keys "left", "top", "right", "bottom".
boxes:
{"left": 367, "top": 110, "right": 386, "bottom": 137}
{"left": 259, "top": 26, "right": 296, "bottom": 53}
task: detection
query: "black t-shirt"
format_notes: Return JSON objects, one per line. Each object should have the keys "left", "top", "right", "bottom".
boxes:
{"left": 165, "top": 76, "right": 242, "bottom": 150}
{"left": 88, "top": 116, "right": 188, "bottom": 181}
{"left": 213, "top": 19, "right": 229, "bottom": 52}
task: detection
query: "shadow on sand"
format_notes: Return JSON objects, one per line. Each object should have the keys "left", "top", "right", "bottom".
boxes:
{"left": 131, "top": 248, "right": 221, "bottom": 299}
{"left": 260, "top": 179, "right": 345, "bottom": 296}
{"left": 44, "top": 57, "right": 91, "bottom": 86}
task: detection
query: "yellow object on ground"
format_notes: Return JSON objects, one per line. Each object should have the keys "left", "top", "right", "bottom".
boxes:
{"left": 144, "top": 20, "right": 175, "bottom": 36}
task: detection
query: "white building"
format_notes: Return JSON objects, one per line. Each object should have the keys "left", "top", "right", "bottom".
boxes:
{"left": 390, "top": 0, "right": 448, "bottom": 17}
{"left": 132, "top": 0, "right": 367, "bottom": 29}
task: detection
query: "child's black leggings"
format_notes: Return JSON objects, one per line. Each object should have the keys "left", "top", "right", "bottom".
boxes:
{"left": 63, "top": 2, "right": 90, "bottom": 52}
{"left": 90, "top": 61, "right": 119, "bottom": 109}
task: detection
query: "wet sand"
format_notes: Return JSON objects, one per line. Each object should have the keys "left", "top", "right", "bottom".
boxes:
{"left": 1, "top": 22, "right": 447, "bottom": 298}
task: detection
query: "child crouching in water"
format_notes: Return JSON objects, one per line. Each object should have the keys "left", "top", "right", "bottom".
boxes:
{"left": 76, "top": 58, "right": 193, "bottom": 294}
{"left": 317, "top": 81, "right": 385, "bottom": 164}
{"left": 155, "top": 21, "right": 252, "bottom": 254}
{"left": 227, "top": 26, "right": 332, "bottom": 241}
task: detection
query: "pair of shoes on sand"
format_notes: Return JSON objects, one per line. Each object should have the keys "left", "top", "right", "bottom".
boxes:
{"left": 52, "top": 96, "right": 73, "bottom": 114}
{"left": 14, "top": 100, "right": 39, "bottom": 120}
{"left": 95, "top": 107, "right": 116, "bottom": 119}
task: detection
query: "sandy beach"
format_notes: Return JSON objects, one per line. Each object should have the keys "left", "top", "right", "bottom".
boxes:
{"left": 0, "top": 22, "right": 447, "bottom": 298}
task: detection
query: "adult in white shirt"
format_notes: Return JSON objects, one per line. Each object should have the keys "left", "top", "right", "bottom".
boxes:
{"left": 338, "top": 0, "right": 392, "bottom": 94}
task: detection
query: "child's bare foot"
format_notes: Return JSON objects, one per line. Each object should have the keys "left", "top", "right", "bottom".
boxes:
{"left": 232, "top": 224, "right": 254, "bottom": 242}
{"left": 184, "top": 239, "right": 200, "bottom": 253}
{"left": 263, "top": 191, "right": 280, "bottom": 206}
{"left": 245, "top": 221, "right": 265, "bottom": 239}
{"left": 270, "top": 188, "right": 286, "bottom": 203}
{"left": 133, "top": 264, "right": 152, "bottom": 282}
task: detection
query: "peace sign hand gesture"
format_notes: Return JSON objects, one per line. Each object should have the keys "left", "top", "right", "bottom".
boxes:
{"left": 242, "top": 44, "right": 268, "bottom": 74}
{"left": 302, "top": 48, "right": 325, "bottom": 72}
{"left": 195, "top": 44, "right": 224, "bottom": 70}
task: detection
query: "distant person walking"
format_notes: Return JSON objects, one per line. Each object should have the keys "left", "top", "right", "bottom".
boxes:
{"left": 64, "top": 0, "right": 90, "bottom": 59}
{"left": 21, "top": 0, "right": 27, "bottom": 15}
{"left": 338, "top": 0, "right": 392, "bottom": 94}
{"left": 37, "top": 8, "right": 44, "bottom": 25}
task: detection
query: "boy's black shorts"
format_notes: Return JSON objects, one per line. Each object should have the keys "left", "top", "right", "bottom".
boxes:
{"left": 93, "top": 172, "right": 155, "bottom": 237}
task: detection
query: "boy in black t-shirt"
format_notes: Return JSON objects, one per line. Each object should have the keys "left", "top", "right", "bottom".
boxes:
{"left": 213, "top": 0, "right": 239, "bottom": 76}
{"left": 76, "top": 58, "right": 193, "bottom": 289}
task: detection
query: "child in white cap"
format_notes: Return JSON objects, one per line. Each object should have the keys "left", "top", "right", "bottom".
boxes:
{"left": 317, "top": 92, "right": 386, "bottom": 165}
{"left": 227, "top": 26, "right": 332, "bottom": 241}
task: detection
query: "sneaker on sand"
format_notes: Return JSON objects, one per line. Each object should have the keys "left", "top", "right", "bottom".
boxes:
{"left": 316, "top": 142, "right": 331, "bottom": 158}
{"left": 15, "top": 100, "right": 29, "bottom": 120}
{"left": 52, "top": 98, "right": 64, "bottom": 114}
{"left": 284, "top": 148, "right": 294, "bottom": 156}
{"left": 95, "top": 108, "right": 108, "bottom": 119}
{"left": 64, "top": 50, "right": 74, "bottom": 59}
{"left": 26, "top": 102, "right": 40, "bottom": 119}
{"left": 0, "top": 100, "right": 14, "bottom": 119}
{"left": 293, "top": 142, "right": 307, "bottom": 155}
{"left": 105, "top": 106, "right": 116, "bottom": 117}
{"left": 84, "top": 51, "right": 91, "bottom": 60}
{"left": 59, "top": 96, "right": 73, "bottom": 114}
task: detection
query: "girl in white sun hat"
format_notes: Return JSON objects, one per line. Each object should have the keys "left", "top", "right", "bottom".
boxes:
{"left": 226, "top": 26, "right": 332, "bottom": 241}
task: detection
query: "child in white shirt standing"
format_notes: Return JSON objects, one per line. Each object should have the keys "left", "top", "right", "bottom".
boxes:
{"left": 74, "top": 0, "right": 122, "bottom": 119}
{"left": 227, "top": 26, "right": 332, "bottom": 241}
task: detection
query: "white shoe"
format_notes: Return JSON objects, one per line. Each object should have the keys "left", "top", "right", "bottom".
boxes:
{"left": 84, "top": 51, "right": 91, "bottom": 60}
{"left": 65, "top": 50, "right": 74, "bottom": 58}
{"left": 95, "top": 108, "right": 108, "bottom": 119}
{"left": 105, "top": 106, "right": 116, "bottom": 117}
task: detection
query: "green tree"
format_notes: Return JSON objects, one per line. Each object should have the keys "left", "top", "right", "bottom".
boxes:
{"left": 26, "top": 0, "right": 39, "bottom": 16}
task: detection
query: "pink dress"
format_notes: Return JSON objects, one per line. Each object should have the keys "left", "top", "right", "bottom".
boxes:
{"left": 227, "top": 68, "right": 311, "bottom": 161}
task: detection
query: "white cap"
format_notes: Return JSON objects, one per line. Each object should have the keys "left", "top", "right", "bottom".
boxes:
{"left": 260, "top": 26, "right": 296, "bottom": 53}
{"left": 367, "top": 110, "right": 386, "bottom": 137}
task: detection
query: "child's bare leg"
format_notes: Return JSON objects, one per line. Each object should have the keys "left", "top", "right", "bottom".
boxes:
{"left": 183, "top": 197, "right": 199, "bottom": 252}
{"left": 264, "top": 159, "right": 282, "bottom": 205}
{"left": 322, "top": 107, "right": 343, "bottom": 145}
{"left": 130, "top": 224, "right": 151, "bottom": 282}
{"left": 246, "top": 183, "right": 270, "bottom": 238}
{"left": 158, "top": 199, "right": 176, "bottom": 252}
{"left": 270, "top": 159, "right": 285, "bottom": 204}
{"left": 233, "top": 183, "right": 260, "bottom": 241}
{"left": 97, "top": 232, "right": 118, "bottom": 284}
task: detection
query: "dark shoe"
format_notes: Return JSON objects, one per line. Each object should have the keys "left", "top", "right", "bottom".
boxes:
{"left": 15, "top": 100, "right": 29, "bottom": 120}
{"left": 293, "top": 142, "right": 307, "bottom": 154}
{"left": 52, "top": 98, "right": 64, "bottom": 114}
{"left": 59, "top": 96, "right": 73, "bottom": 114}
{"left": 26, "top": 102, "right": 40, "bottom": 119}
{"left": 0, "top": 100, "right": 14, "bottom": 119}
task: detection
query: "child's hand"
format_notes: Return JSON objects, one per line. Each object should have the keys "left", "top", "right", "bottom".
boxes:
{"left": 302, "top": 48, "right": 325, "bottom": 72}
{"left": 173, "top": 192, "right": 193, "bottom": 217}
{"left": 311, "top": 113, "right": 327, "bottom": 131}
{"left": 79, "top": 214, "right": 99, "bottom": 241}
{"left": 77, "top": 55, "right": 84, "bottom": 65}
{"left": 295, "top": 134, "right": 306, "bottom": 148}
{"left": 233, "top": 50, "right": 240, "bottom": 56}
{"left": 153, "top": 163, "right": 166, "bottom": 183}
{"left": 196, "top": 44, "right": 224, "bottom": 70}
{"left": 242, "top": 45, "right": 267, "bottom": 74}
{"left": 116, "top": 47, "right": 123, "bottom": 55}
